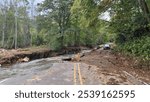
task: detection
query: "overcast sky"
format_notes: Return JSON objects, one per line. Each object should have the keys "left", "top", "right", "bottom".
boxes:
{"left": 34, "top": 0, "right": 44, "bottom": 4}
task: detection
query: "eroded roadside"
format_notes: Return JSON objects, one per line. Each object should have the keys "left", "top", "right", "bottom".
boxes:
{"left": 0, "top": 47, "right": 54, "bottom": 66}
{"left": 0, "top": 46, "right": 85, "bottom": 66}
{"left": 80, "top": 49, "right": 150, "bottom": 85}
{"left": 0, "top": 47, "right": 150, "bottom": 85}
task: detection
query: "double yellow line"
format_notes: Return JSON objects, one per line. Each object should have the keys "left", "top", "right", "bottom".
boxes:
{"left": 74, "top": 63, "right": 83, "bottom": 85}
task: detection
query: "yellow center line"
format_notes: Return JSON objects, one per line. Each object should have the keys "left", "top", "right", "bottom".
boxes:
{"left": 73, "top": 63, "right": 83, "bottom": 85}
{"left": 77, "top": 63, "right": 83, "bottom": 85}
{"left": 74, "top": 63, "right": 77, "bottom": 85}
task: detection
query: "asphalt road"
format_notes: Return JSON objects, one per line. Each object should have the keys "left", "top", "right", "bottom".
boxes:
{"left": 0, "top": 55, "right": 100, "bottom": 85}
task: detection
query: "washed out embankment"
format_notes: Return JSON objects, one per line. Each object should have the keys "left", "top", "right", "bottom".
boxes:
{"left": 0, "top": 46, "right": 83, "bottom": 66}
{"left": 0, "top": 49, "right": 55, "bottom": 66}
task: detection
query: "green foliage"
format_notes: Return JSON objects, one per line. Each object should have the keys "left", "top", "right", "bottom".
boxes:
{"left": 34, "top": 0, "right": 149, "bottom": 66}
{"left": 35, "top": 0, "right": 115, "bottom": 50}
{"left": 70, "top": 0, "right": 112, "bottom": 47}
{"left": 0, "top": 0, "right": 34, "bottom": 49}
{"left": 108, "top": 0, "right": 150, "bottom": 63}
{"left": 117, "top": 36, "right": 150, "bottom": 61}
{"left": 37, "top": 0, "right": 73, "bottom": 48}
{"left": 32, "top": 29, "right": 48, "bottom": 46}
{"left": 110, "top": 0, "right": 150, "bottom": 42}
{"left": 49, "top": 37, "right": 63, "bottom": 51}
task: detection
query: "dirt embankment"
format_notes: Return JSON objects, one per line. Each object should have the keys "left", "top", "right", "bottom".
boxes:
{"left": 80, "top": 49, "right": 150, "bottom": 84}
{"left": 0, "top": 46, "right": 84, "bottom": 66}
{"left": 0, "top": 47, "right": 58, "bottom": 66}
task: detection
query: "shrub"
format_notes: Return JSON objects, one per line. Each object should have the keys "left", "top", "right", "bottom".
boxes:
{"left": 116, "top": 36, "right": 150, "bottom": 61}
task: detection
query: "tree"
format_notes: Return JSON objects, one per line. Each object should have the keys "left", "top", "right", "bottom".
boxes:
{"left": 138, "top": 0, "right": 150, "bottom": 23}
{"left": 109, "top": 0, "right": 147, "bottom": 42}
{"left": 14, "top": 0, "right": 18, "bottom": 49}
{"left": 0, "top": 0, "right": 7, "bottom": 47}
{"left": 37, "top": 0, "right": 73, "bottom": 49}
{"left": 0, "top": 0, "right": 32, "bottom": 48}
{"left": 70, "top": 0, "right": 113, "bottom": 46}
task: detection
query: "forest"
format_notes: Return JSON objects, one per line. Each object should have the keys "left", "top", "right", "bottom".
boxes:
{"left": 0, "top": 0, "right": 149, "bottom": 61}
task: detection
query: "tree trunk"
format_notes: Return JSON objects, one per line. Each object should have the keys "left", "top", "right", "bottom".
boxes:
{"left": 138, "top": 0, "right": 150, "bottom": 23}
{"left": 14, "top": 1, "right": 18, "bottom": 49}
{"left": 30, "top": 0, "right": 35, "bottom": 46}
{"left": 2, "top": 12, "right": 6, "bottom": 47}
{"left": 1, "top": 0, "right": 7, "bottom": 48}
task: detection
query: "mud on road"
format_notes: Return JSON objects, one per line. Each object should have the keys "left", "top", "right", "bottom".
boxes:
{"left": 80, "top": 49, "right": 150, "bottom": 85}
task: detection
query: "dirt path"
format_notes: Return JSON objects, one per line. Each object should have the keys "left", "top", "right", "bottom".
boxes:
{"left": 80, "top": 49, "right": 150, "bottom": 85}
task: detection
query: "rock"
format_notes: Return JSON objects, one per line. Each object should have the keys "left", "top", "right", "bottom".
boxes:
{"left": 72, "top": 53, "right": 81, "bottom": 62}
{"left": 23, "top": 57, "right": 30, "bottom": 62}
{"left": 18, "top": 57, "right": 30, "bottom": 62}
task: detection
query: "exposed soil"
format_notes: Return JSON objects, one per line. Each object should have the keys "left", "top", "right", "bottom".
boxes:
{"left": 0, "top": 46, "right": 86, "bottom": 66}
{"left": 80, "top": 49, "right": 150, "bottom": 85}
{"left": 0, "top": 47, "right": 58, "bottom": 66}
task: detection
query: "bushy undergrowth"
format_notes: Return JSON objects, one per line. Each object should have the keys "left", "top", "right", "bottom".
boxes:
{"left": 116, "top": 36, "right": 150, "bottom": 61}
